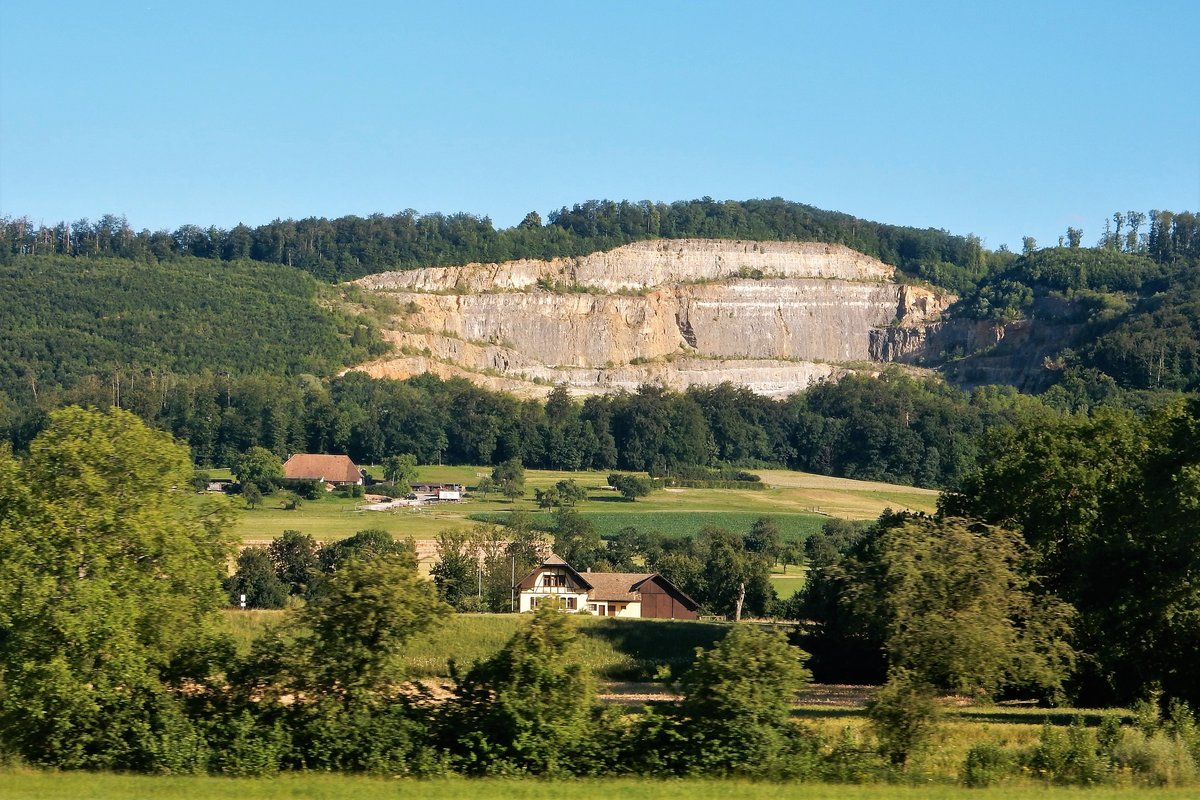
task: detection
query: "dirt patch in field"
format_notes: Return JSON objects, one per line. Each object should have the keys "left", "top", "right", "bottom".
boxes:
{"left": 596, "top": 682, "right": 874, "bottom": 708}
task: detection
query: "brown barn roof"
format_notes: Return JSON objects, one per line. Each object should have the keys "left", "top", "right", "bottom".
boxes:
{"left": 282, "top": 453, "right": 361, "bottom": 483}
{"left": 584, "top": 572, "right": 655, "bottom": 603}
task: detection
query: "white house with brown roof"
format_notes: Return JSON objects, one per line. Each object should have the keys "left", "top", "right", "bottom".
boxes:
{"left": 516, "top": 555, "right": 700, "bottom": 620}
{"left": 282, "top": 453, "right": 364, "bottom": 486}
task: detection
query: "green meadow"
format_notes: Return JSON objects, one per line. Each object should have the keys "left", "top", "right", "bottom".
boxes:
{"left": 219, "top": 610, "right": 730, "bottom": 680}
{"left": 229, "top": 465, "right": 938, "bottom": 545}
{"left": 5, "top": 771, "right": 1192, "bottom": 800}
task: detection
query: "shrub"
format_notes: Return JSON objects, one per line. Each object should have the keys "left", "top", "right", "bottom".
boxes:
{"left": 819, "top": 726, "right": 886, "bottom": 784}
{"left": 206, "top": 709, "right": 288, "bottom": 777}
{"left": 437, "top": 601, "right": 598, "bottom": 776}
{"left": 1111, "top": 730, "right": 1198, "bottom": 786}
{"left": 279, "top": 478, "right": 323, "bottom": 500}
{"left": 630, "top": 625, "right": 819, "bottom": 778}
{"left": 962, "top": 741, "right": 1012, "bottom": 787}
{"left": 1022, "top": 719, "right": 1108, "bottom": 785}
{"left": 865, "top": 669, "right": 941, "bottom": 768}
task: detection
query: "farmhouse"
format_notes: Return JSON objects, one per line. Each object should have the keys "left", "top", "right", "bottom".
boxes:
{"left": 281, "top": 453, "right": 364, "bottom": 486}
{"left": 516, "top": 554, "right": 700, "bottom": 619}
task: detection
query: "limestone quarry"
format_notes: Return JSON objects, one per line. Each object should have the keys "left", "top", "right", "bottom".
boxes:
{"left": 351, "top": 239, "right": 954, "bottom": 397}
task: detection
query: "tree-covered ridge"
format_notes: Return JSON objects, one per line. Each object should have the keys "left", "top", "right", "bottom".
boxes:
{"left": 936, "top": 212, "right": 1200, "bottom": 393}
{"left": 1079, "top": 266, "right": 1200, "bottom": 391}
{"left": 0, "top": 255, "right": 387, "bottom": 400}
{"left": 0, "top": 198, "right": 1005, "bottom": 291}
{"left": 954, "top": 211, "right": 1198, "bottom": 321}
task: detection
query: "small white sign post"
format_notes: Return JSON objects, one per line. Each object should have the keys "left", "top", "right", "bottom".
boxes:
{"left": 239, "top": 593, "right": 247, "bottom": 610}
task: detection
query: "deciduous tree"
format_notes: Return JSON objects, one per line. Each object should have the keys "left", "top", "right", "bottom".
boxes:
{"left": 0, "top": 406, "right": 235, "bottom": 768}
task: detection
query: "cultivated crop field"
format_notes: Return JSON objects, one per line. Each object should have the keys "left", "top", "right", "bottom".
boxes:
{"left": 229, "top": 465, "right": 938, "bottom": 545}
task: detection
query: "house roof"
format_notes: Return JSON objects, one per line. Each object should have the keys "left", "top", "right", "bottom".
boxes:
{"left": 584, "top": 572, "right": 655, "bottom": 603}
{"left": 515, "top": 553, "right": 593, "bottom": 591}
{"left": 282, "top": 453, "right": 361, "bottom": 483}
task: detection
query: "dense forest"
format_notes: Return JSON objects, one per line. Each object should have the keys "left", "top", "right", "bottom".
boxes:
{"left": 0, "top": 197, "right": 1007, "bottom": 292}
{"left": 0, "top": 255, "right": 390, "bottom": 405}
{"left": 0, "top": 368, "right": 1072, "bottom": 490}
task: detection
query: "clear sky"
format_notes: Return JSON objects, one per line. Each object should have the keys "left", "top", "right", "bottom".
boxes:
{"left": 1, "top": 0, "right": 1197, "bottom": 252}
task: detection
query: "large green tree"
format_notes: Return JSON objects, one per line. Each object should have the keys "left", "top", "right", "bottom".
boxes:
{"left": 234, "top": 445, "right": 284, "bottom": 493}
{"left": 0, "top": 406, "right": 235, "bottom": 768}
{"left": 943, "top": 400, "right": 1200, "bottom": 705}
{"left": 801, "top": 514, "right": 1075, "bottom": 701}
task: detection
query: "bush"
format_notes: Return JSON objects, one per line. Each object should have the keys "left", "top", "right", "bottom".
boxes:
{"left": 286, "top": 699, "right": 443, "bottom": 775}
{"left": 1111, "top": 730, "right": 1198, "bottom": 786}
{"left": 334, "top": 483, "right": 365, "bottom": 498}
{"left": 628, "top": 625, "right": 818, "bottom": 778}
{"left": 865, "top": 669, "right": 941, "bottom": 768}
{"left": 1022, "top": 719, "right": 1108, "bottom": 785}
{"left": 437, "top": 602, "right": 598, "bottom": 776}
{"left": 206, "top": 709, "right": 288, "bottom": 777}
{"left": 279, "top": 478, "right": 323, "bottom": 500}
{"left": 962, "top": 741, "right": 1012, "bottom": 787}
{"left": 820, "top": 726, "right": 887, "bottom": 783}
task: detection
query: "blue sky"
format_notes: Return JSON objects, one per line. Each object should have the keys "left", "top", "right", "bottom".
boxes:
{"left": 1, "top": 1, "right": 1197, "bottom": 252}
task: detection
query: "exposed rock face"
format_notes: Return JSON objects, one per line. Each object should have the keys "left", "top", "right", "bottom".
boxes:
{"left": 357, "top": 239, "right": 897, "bottom": 294}
{"left": 351, "top": 240, "right": 954, "bottom": 397}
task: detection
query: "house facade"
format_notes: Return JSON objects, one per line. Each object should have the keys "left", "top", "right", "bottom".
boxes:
{"left": 516, "top": 555, "right": 700, "bottom": 619}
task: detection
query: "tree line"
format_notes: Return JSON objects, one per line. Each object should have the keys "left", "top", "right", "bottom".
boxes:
{"left": 3, "top": 368, "right": 1032, "bottom": 490}
{"left": 799, "top": 397, "right": 1200, "bottom": 709}
{"left": 0, "top": 197, "right": 1004, "bottom": 292}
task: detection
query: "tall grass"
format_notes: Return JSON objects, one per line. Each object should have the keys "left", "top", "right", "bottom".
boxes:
{"left": 3, "top": 770, "right": 1192, "bottom": 800}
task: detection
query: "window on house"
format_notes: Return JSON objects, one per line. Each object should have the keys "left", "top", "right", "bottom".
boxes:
{"left": 564, "top": 597, "right": 576, "bottom": 610}
{"left": 543, "top": 573, "right": 563, "bottom": 587}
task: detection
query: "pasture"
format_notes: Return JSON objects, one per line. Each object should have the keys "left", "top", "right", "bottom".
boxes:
{"left": 229, "top": 465, "right": 938, "bottom": 545}
{"left": 218, "top": 610, "right": 729, "bottom": 680}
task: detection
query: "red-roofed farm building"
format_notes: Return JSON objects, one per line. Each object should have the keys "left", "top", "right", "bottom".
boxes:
{"left": 281, "top": 453, "right": 364, "bottom": 486}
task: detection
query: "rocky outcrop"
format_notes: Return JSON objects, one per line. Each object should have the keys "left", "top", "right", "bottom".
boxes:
{"left": 357, "top": 239, "right": 897, "bottom": 294}
{"left": 351, "top": 240, "right": 954, "bottom": 397}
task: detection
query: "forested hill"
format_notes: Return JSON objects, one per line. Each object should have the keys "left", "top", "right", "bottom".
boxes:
{"left": 0, "top": 255, "right": 387, "bottom": 403}
{"left": 944, "top": 222, "right": 1200, "bottom": 393}
{"left": 0, "top": 198, "right": 1001, "bottom": 294}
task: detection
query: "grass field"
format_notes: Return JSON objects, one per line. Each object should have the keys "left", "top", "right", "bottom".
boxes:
{"left": 218, "top": 610, "right": 729, "bottom": 679}
{"left": 3, "top": 770, "right": 1188, "bottom": 799}
{"left": 770, "top": 570, "right": 807, "bottom": 599}
{"left": 229, "top": 465, "right": 938, "bottom": 545}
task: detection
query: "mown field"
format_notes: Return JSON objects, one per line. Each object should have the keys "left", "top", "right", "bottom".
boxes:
{"left": 4, "top": 771, "right": 1190, "bottom": 800}
{"left": 228, "top": 465, "right": 938, "bottom": 545}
